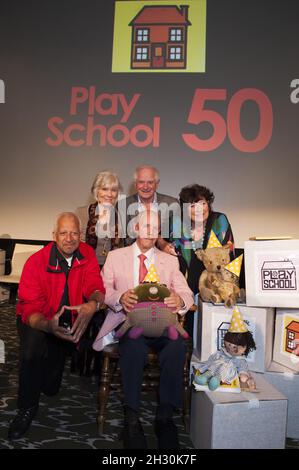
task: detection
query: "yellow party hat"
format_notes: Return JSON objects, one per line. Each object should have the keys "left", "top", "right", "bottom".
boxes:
{"left": 228, "top": 307, "right": 248, "bottom": 333}
{"left": 224, "top": 254, "right": 243, "bottom": 278}
{"left": 206, "top": 230, "right": 222, "bottom": 248}
{"left": 143, "top": 264, "right": 160, "bottom": 283}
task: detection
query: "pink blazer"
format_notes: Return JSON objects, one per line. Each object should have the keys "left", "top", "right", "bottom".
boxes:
{"left": 93, "top": 245, "right": 194, "bottom": 351}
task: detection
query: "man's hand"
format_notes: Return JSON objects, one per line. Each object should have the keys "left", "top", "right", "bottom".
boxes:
{"left": 66, "top": 302, "right": 97, "bottom": 343}
{"left": 47, "top": 306, "right": 77, "bottom": 342}
{"left": 164, "top": 291, "right": 184, "bottom": 313}
{"left": 120, "top": 289, "right": 138, "bottom": 313}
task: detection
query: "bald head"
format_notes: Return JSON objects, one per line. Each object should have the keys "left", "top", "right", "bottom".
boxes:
{"left": 135, "top": 210, "right": 160, "bottom": 253}
{"left": 53, "top": 212, "right": 81, "bottom": 258}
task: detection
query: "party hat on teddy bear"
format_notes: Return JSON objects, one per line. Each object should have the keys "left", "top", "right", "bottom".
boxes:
{"left": 224, "top": 254, "right": 243, "bottom": 278}
{"left": 206, "top": 230, "right": 222, "bottom": 248}
{"left": 228, "top": 306, "right": 248, "bottom": 333}
{"left": 143, "top": 264, "right": 160, "bottom": 283}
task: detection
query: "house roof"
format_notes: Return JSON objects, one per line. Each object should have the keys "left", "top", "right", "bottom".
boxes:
{"left": 129, "top": 6, "right": 191, "bottom": 26}
{"left": 262, "top": 261, "right": 295, "bottom": 269}
{"left": 286, "top": 321, "right": 299, "bottom": 333}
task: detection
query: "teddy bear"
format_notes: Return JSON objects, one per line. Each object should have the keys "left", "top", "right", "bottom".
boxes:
{"left": 115, "top": 282, "right": 189, "bottom": 340}
{"left": 210, "top": 266, "right": 246, "bottom": 307}
{"left": 196, "top": 245, "right": 231, "bottom": 303}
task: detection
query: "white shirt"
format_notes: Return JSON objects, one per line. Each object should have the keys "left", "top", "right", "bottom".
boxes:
{"left": 65, "top": 256, "right": 73, "bottom": 267}
{"left": 137, "top": 193, "right": 158, "bottom": 213}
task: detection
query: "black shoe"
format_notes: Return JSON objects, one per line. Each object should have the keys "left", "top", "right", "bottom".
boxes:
{"left": 155, "top": 417, "right": 179, "bottom": 449}
{"left": 8, "top": 406, "right": 38, "bottom": 440}
{"left": 123, "top": 406, "right": 147, "bottom": 449}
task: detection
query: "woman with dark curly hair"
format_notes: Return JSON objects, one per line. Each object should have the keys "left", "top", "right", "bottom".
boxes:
{"left": 169, "top": 184, "right": 235, "bottom": 335}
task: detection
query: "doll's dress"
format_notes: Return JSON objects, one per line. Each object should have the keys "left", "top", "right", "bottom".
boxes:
{"left": 197, "top": 347, "right": 249, "bottom": 383}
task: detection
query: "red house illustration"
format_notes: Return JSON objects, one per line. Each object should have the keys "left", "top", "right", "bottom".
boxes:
{"left": 129, "top": 5, "right": 191, "bottom": 69}
{"left": 285, "top": 320, "right": 299, "bottom": 353}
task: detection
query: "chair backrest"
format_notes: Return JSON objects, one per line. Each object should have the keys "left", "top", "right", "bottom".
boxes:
{"left": 10, "top": 244, "right": 42, "bottom": 277}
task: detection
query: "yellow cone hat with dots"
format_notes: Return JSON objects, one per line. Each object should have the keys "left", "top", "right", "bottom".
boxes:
{"left": 224, "top": 254, "right": 243, "bottom": 278}
{"left": 143, "top": 264, "right": 160, "bottom": 283}
{"left": 228, "top": 307, "right": 248, "bottom": 333}
{"left": 206, "top": 230, "right": 222, "bottom": 248}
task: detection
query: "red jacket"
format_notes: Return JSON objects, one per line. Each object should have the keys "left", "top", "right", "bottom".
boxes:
{"left": 16, "top": 241, "right": 105, "bottom": 324}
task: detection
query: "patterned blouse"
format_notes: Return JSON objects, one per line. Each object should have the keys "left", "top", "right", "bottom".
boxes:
{"left": 170, "top": 211, "right": 235, "bottom": 294}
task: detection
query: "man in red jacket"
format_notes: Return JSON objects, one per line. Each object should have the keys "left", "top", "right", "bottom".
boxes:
{"left": 8, "top": 212, "right": 105, "bottom": 440}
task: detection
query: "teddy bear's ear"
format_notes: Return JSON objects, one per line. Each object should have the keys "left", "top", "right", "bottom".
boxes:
{"left": 195, "top": 249, "right": 204, "bottom": 260}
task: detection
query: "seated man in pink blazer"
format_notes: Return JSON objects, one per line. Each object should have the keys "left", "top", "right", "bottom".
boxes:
{"left": 94, "top": 210, "right": 194, "bottom": 449}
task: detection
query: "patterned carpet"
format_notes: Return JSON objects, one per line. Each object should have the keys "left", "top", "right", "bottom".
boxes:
{"left": 1, "top": 302, "right": 298, "bottom": 450}
{"left": 0, "top": 302, "right": 194, "bottom": 449}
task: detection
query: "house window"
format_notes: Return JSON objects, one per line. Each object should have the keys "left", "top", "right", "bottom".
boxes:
{"left": 135, "top": 47, "right": 149, "bottom": 61}
{"left": 288, "top": 340, "right": 295, "bottom": 349}
{"left": 169, "top": 46, "right": 182, "bottom": 60}
{"left": 218, "top": 328, "right": 228, "bottom": 350}
{"left": 169, "top": 28, "right": 183, "bottom": 42}
{"left": 288, "top": 331, "right": 295, "bottom": 340}
{"left": 136, "top": 28, "right": 149, "bottom": 42}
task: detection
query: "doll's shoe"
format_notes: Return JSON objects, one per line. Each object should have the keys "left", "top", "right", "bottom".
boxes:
{"left": 208, "top": 376, "right": 220, "bottom": 391}
{"left": 194, "top": 373, "right": 208, "bottom": 385}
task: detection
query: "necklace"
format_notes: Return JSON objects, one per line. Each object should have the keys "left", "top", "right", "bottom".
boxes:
{"left": 190, "top": 224, "right": 206, "bottom": 251}
{"left": 101, "top": 237, "right": 109, "bottom": 257}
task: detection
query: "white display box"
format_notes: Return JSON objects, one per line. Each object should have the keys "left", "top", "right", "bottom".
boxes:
{"left": 273, "top": 308, "right": 299, "bottom": 373}
{"left": 264, "top": 361, "right": 299, "bottom": 439}
{"left": 189, "top": 350, "right": 201, "bottom": 383}
{"left": 244, "top": 239, "right": 299, "bottom": 308}
{"left": 194, "top": 299, "right": 275, "bottom": 373}
{"left": 190, "top": 372, "right": 287, "bottom": 449}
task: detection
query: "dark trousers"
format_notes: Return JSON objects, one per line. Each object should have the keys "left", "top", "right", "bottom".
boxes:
{"left": 17, "top": 317, "right": 72, "bottom": 409}
{"left": 118, "top": 334, "right": 187, "bottom": 411}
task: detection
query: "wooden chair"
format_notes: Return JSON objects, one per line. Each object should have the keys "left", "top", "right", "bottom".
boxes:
{"left": 97, "top": 308, "right": 196, "bottom": 435}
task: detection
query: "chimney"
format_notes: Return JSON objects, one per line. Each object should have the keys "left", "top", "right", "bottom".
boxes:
{"left": 180, "top": 5, "right": 189, "bottom": 21}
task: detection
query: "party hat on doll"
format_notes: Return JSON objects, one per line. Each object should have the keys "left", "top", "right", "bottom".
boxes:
{"left": 206, "top": 230, "right": 222, "bottom": 248}
{"left": 228, "top": 307, "right": 248, "bottom": 333}
{"left": 224, "top": 254, "right": 243, "bottom": 278}
{"left": 143, "top": 264, "right": 160, "bottom": 283}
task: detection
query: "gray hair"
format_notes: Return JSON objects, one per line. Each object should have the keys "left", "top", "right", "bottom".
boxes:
{"left": 134, "top": 165, "right": 160, "bottom": 183}
{"left": 91, "top": 171, "right": 120, "bottom": 201}
{"left": 53, "top": 212, "right": 81, "bottom": 234}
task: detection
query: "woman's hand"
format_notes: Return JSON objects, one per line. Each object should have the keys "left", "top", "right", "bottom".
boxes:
{"left": 163, "top": 243, "right": 178, "bottom": 256}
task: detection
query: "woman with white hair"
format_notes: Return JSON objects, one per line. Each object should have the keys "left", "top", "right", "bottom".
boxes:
{"left": 80, "top": 172, "right": 123, "bottom": 377}
{"left": 85, "top": 171, "right": 123, "bottom": 267}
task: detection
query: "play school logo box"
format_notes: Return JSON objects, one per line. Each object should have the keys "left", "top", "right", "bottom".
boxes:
{"left": 112, "top": 0, "right": 206, "bottom": 73}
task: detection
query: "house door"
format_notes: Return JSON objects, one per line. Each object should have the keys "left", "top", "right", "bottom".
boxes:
{"left": 151, "top": 44, "right": 166, "bottom": 68}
